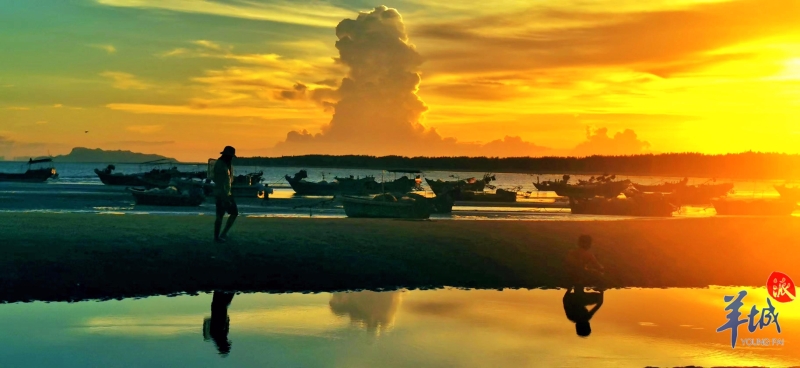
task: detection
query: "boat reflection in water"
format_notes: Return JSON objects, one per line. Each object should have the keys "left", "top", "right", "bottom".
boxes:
{"left": 203, "top": 291, "right": 235, "bottom": 356}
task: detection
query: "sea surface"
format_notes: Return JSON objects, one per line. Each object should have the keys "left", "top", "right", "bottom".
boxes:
{"left": 0, "top": 162, "right": 794, "bottom": 219}
{"left": 0, "top": 287, "right": 796, "bottom": 367}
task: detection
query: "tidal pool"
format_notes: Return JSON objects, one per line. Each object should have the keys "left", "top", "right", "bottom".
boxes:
{"left": 0, "top": 288, "right": 796, "bottom": 367}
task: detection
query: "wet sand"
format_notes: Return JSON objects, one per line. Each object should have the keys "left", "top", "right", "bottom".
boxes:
{"left": 1, "top": 213, "right": 798, "bottom": 303}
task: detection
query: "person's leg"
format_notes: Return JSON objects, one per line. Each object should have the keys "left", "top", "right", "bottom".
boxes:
{"left": 220, "top": 199, "right": 238, "bottom": 238}
{"left": 214, "top": 197, "right": 225, "bottom": 241}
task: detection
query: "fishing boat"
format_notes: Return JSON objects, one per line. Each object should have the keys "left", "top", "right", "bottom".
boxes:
{"left": 670, "top": 182, "right": 734, "bottom": 205}
{"left": 555, "top": 179, "right": 632, "bottom": 199}
{"left": 285, "top": 170, "right": 340, "bottom": 196}
{"left": 95, "top": 159, "right": 204, "bottom": 187}
{"left": 632, "top": 177, "right": 689, "bottom": 193}
{"left": 425, "top": 173, "right": 496, "bottom": 195}
{"left": 533, "top": 175, "right": 570, "bottom": 192}
{"left": 0, "top": 158, "right": 57, "bottom": 182}
{"left": 286, "top": 170, "right": 421, "bottom": 196}
{"left": 457, "top": 188, "right": 518, "bottom": 203}
{"left": 128, "top": 186, "right": 205, "bottom": 206}
{"left": 569, "top": 194, "right": 677, "bottom": 217}
{"left": 712, "top": 199, "right": 798, "bottom": 216}
{"left": 341, "top": 193, "right": 432, "bottom": 219}
{"left": 774, "top": 185, "right": 800, "bottom": 202}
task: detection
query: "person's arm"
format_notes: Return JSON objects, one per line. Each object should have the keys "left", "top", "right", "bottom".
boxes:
{"left": 587, "top": 291, "right": 604, "bottom": 318}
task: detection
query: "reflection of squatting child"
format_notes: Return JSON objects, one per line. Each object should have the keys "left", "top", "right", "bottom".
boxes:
{"left": 565, "top": 235, "right": 605, "bottom": 288}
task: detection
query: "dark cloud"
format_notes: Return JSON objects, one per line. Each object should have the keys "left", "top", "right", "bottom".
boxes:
{"left": 274, "top": 83, "right": 309, "bottom": 100}
{"left": 571, "top": 127, "right": 651, "bottom": 157}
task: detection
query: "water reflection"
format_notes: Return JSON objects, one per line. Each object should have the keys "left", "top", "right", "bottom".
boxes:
{"left": 562, "top": 287, "right": 604, "bottom": 337}
{"left": 0, "top": 288, "right": 798, "bottom": 367}
{"left": 203, "top": 291, "right": 235, "bottom": 356}
{"left": 329, "top": 291, "right": 402, "bottom": 335}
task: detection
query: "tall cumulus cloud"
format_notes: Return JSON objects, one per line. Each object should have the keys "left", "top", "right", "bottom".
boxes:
{"left": 273, "top": 6, "right": 648, "bottom": 157}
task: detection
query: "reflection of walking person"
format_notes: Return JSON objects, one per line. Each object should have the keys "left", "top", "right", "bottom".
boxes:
{"left": 203, "top": 291, "right": 235, "bottom": 356}
{"left": 563, "top": 287, "right": 604, "bottom": 337}
{"left": 214, "top": 146, "right": 238, "bottom": 243}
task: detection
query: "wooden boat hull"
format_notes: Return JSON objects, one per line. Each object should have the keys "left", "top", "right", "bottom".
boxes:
{"left": 632, "top": 178, "right": 688, "bottom": 193}
{"left": 129, "top": 188, "right": 205, "bottom": 206}
{"left": 287, "top": 175, "right": 417, "bottom": 196}
{"left": 712, "top": 199, "right": 797, "bottom": 216}
{"left": 425, "top": 178, "right": 487, "bottom": 195}
{"left": 569, "top": 196, "right": 676, "bottom": 217}
{"left": 285, "top": 175, "right": 339, "bottom": 196}
{"left": 341, "top": 196, "right": 431, "bottom": 219}
{"left": 95, "top": 169, "right": 166, "bottom": 187}
{"left": 0, "top": 168, "right": 56, "bottom": 183}
{"left": 555, "top": 180, "right": 631, "bottom": 199}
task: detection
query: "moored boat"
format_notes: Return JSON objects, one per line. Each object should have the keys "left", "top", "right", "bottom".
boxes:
{"left": 0, "top": 158, "right": 57, "bottom": 183}
{"left": 632, "top": 177, "right": 689, "bottom": 193}
{"left": 712, "top": 199, "right": 797, "bottom": 216}
{"left": 286, "top": 170, "right": 421, "bottom": 196}
{"left": 425, "top": 173, "right": 496, "bottom": 195}
{"left": 285, "top": 170, "right": 340, "bottom": 196}
{"left": 533, "top": 175, "right": 570, "bottom": 192}
{"left": 569, "top": 194, "right": 677, "bottom": 217}
{"left": 555, "top": 179, "right": 632, "bottom": 199}
{"left": 95, "top": 159, "right": 203, "bottom": 187}
{"left": 342, "top": 194, "right": 432, "bottom": 219}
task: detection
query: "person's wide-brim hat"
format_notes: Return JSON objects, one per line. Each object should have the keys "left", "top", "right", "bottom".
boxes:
{"left": 220, "top": 146, "right": 236, "bottom": 157}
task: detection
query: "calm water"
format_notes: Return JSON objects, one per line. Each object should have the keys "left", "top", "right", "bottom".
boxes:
{"left": 0, "top": 288, "right": 796, "bottom": 367}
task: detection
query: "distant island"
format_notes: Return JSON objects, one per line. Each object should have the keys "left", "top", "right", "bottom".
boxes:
{"left": 236, "top": 152, "right": 800, "bottom": 180}
{"left": 52, "top": 147, "right": 177, "bottom": 163}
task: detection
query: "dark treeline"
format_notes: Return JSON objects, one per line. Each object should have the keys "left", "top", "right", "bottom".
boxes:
{"left": 234, "top": 152, "right": 800, "bottom": 179}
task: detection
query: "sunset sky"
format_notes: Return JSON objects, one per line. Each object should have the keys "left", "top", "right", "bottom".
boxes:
{"left": 1, "top": 0, "right": 799, "bottom": 161}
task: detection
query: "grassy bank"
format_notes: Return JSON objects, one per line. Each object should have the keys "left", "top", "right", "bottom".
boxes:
{"left": 1, "top": 213, "right": 798, "bottom": 303}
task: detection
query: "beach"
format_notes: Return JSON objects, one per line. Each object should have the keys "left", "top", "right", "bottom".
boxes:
{"left": 2, "top": 213, "right": 798, "bottom": 303}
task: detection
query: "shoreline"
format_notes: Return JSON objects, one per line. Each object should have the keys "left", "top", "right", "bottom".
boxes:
{"left": 2, "top": 213, "right": 797, "bottom": 303}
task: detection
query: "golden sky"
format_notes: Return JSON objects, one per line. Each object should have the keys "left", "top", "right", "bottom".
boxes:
{"left": 1, "top": 0, "right": 798, "bottom": 161}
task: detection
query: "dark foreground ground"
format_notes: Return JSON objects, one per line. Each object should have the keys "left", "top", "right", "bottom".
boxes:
{"left": 1, "top": 213, "right": 798, "bottom": 303}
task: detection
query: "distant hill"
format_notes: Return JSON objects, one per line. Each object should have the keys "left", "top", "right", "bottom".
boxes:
{"left": 54, "top": 147, "right": 177, "bottom": 163}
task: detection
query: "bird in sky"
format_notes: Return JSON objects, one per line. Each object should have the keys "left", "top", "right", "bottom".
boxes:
{"left": 85, "top": 131, "right": 89, "bottom": 133}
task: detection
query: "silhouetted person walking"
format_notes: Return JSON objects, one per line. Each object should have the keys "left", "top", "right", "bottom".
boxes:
{"left": 563, "top": 287, "right": 604, "bottom": 337}
{"left": 214, "top": 146, "right": 237, "bottom": 243}
{"left": 203, "top": 291, "right": 235, "bottom": 356}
